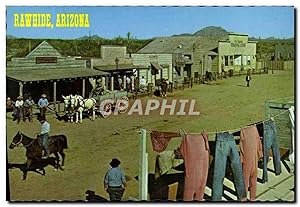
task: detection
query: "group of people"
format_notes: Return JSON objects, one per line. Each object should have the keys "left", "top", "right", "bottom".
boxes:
{"left": 116, "top": 75, "right": 151, "bottom": 93}
{"left": 7, "top": 94, "right": 49, "bottom": 123}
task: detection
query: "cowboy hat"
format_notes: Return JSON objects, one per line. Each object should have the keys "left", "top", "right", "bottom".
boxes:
{"left": 109, "top": 158, "right": 121, "bottom": 167}
{"left": 17, "top": 96, "right": 23, "bottom": 99}
{"left": 41, "top": 94, "right": 47, "bottom": 98}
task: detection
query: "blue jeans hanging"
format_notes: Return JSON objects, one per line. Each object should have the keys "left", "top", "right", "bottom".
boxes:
{"left": 212, "top": 132, "right": 246, "bottom": 201}
{"left": 262, "top": 120, "right": 281, "bottom": 183}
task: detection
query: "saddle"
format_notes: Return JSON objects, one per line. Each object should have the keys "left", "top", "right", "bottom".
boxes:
{"left": 37, "top": 136, "right": 56, "bottom": 147}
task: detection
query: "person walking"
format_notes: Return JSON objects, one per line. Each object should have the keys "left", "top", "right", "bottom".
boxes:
{"left": 38, "top": 94, "right": 49, "bottom": 118}
{"left": 104, "top": 158, "right": 127, "bottom": 201}
{"left": 38, "top": 116, "right": 50, "bottom": 157}
{"left": 245, "top": 74, "right": 251, "bottom": 87}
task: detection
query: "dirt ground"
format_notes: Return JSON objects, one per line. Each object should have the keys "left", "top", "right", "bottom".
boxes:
{"left": 6, "top": 70, "right": 294, "bottom": 201}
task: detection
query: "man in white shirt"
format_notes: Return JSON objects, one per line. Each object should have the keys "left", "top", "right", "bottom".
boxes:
{"left": 126, "top": 76, "right": 131, "bottom": 91}
{"left": 39, "top": 116, "right": 51, "bottom": 157}
{"left": 139, "top": 76, "right": 147, "bottom": 92}
{"left": 14, "top": 96, "right": 24, "bottom": 123}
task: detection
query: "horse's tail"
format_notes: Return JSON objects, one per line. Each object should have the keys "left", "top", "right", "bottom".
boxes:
{"left": 62, "top": 135, "right": 68, "bottom": 149}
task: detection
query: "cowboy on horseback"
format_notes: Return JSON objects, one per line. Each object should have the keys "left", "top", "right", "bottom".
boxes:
{"left": 38, "top": 116, "right": 50, "bottom": 157}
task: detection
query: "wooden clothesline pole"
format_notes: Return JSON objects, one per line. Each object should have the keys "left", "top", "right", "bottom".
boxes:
{"left": 138, "top": 129, "right": 148, "bottom": 201}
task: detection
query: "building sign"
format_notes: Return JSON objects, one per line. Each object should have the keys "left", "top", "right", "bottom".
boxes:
{"left": 36, "top": 57, "right": 57, "bottom": 64}
{"left": 231, "top": 40, "right": 246, "bottom": 47}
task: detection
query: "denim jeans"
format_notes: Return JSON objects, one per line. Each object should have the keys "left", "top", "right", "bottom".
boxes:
{"left": 212, "top": 132, "right": 246, "bottom": 201}
{"left": 107, "top": 186, "right": 124, "bottom": 201}
{"left": 40, "top": 133, "right": 49, "bottom": 155}
{"left": 262, "top": 120, "right": 281, "bottom": 183}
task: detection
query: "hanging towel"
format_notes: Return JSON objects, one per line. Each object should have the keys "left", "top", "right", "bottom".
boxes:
{"left": 154, "top": 150, "right": 184, "bottom": 178}
{"left": 150, "top": 131, "right": 180, "bottom": 152}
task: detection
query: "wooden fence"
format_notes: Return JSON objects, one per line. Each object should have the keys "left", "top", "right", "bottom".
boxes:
{"left": 257, "top": 60, "right": 294, "bottom": 71}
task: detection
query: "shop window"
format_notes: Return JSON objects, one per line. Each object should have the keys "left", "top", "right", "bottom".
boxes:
{"left": 234, "top": 55, "right": 242, "bottom": 65}
{"left": 247, "top": 56, "right": 251, "bottom": 65}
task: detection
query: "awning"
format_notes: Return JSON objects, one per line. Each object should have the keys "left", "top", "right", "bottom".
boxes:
{"left": 150, "top": 62, "right": 164, "bottom": 71}
{"left": 94, "top": 64, "right": 144, "bottom": 71}
{"left": 6, "top": 68, "right": 110, "bottom": 82}
{"left": 208, "top": 51, "right": 218, "bottom": 56}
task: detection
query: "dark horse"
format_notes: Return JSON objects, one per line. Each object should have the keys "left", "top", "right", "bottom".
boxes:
{"left": 9, "top": 131, "right": 68, "bottom": 180}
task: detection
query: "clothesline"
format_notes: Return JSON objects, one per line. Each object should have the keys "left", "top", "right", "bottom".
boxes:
{"left": 145, "top": 108, "right": 290, "bottom": 136}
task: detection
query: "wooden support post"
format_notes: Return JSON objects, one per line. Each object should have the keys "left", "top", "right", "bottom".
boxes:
{"left": 58, "top": 101, "right": 61, "bottom": 113}
{"left": 110, "top": 76, "right": 114, "bottom": 91}
{"left": 105, "top": 76, "right": 109, "bottom": 89}
{"left": 19, "top": 82, "right": 23, "bottom": 97}
{"left": 123, "top": 75, "right": 126, "bottom": 90}
{"left": 138, "top": 129, "right": 148, "bottom": 201}
{"left": 53, "top": 81, "right": 57, "bottom": 112}
{"left": 131, "top": 75, "right": 134, "bottom": 91}
{"left": 82, "top": 78, "right": 86, "bottom": 98}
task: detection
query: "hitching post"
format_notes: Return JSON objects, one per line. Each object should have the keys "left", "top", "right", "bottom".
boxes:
{"left": 138, "top": 129, "right": 148, "bottom": 200}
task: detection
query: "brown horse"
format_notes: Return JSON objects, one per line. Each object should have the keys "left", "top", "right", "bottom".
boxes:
{"left": 9, "top": 131, "right": 68, "bottom": 180}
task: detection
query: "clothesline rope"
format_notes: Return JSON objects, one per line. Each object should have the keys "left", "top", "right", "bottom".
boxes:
{"left": 145, "top": 108, "right": 290, "bottom": 136}
{"left": 204, "top": 109, "right": 290, "bottom": 135}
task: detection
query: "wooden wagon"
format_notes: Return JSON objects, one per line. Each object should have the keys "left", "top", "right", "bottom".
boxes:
{"left": 93, "top": 90, "right": 129, "bottom": 118}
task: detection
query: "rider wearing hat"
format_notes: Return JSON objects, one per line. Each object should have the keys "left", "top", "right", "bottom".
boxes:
{"left": 104, "top": 158, "right": 127, "bottom": 201}
{"left": 38, "top": 94, "right": 49, "bottom": 118}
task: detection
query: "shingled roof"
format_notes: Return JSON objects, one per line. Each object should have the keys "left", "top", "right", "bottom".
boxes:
{"left": 137, "top": 36, "right": 227, "bottom": 54}
{"left": 26, "top": 40, "right": 62, "bottom": 58}
{"left": 7, "top": 68, "right": 109, "bottom": 82}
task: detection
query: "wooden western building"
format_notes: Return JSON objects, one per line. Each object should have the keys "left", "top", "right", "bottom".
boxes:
{"left": 6, "top": 40, "right": 109, "bottom": 104}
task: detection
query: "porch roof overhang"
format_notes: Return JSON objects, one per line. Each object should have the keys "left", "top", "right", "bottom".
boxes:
{"left": 6, "top": 68, "right": 110, "bottom": 82}
{"left": 150, "top": 62, "right": 164, "bottom": 70}
{"left": 94, "top": 64, "right": 145, "bottom": 72}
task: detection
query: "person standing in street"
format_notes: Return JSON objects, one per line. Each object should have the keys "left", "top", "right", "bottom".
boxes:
{"left": 246, "top": 73, "right": 252, "bottom": 87}
{"left": 104, "top": 158, "right": 127, "bottom": 201}
{"left": 38, "top": 94, "right": 49, "bottom": 118}
{"left": 14, "top": 96, "right": 24, "bottom": 123}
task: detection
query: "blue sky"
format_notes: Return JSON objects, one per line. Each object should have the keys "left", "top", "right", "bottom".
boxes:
{"left": 6, "top": 6, "right": 294, "bottom": 39}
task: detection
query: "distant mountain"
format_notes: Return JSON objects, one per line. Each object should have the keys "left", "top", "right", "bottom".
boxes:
{"left": 172, "top": 33, "right": 194, "bottom": 37}
{"left": 172, "top": 26, "right": 230, "bottom": 37}
{"left": 6, "top": 34, "right": 17, "bottom": 39}
{"left": 194, "top": 26, "right": 229, "bottom": 36}
{"left": 77, "top": 35, "right": 103, "bottom": 40}
{"left": 265, "top": 37, "right": 276, "bottom": 40}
